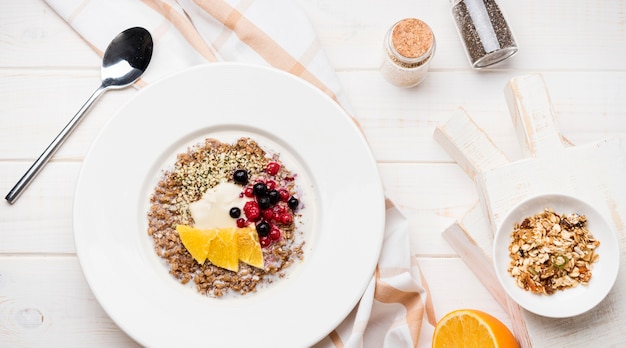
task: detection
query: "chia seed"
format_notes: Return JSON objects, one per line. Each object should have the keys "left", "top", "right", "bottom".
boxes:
{"left": 451, "top": 0, "right": 517, "bottom": 68}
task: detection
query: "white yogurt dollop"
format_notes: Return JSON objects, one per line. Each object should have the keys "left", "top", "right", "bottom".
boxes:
{"left": 188, "top": 182, "right": 245, "bottom": 229}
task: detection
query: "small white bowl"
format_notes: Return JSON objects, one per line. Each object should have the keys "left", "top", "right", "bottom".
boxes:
{"left": 493, "top": 193, "right": 620, "bottom": 318}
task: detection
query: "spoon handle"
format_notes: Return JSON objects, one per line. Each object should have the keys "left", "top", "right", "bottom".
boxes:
{"left": 5, "top": 84, "right": 107, "bottom": 204}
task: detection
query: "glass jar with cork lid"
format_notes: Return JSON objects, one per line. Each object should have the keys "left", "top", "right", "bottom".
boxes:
{"left": 380, "top": 18, "right": 435, "bottom": 88}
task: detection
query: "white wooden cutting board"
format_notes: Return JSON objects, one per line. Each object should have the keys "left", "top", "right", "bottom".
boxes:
{"left": 434, "top": 74, "right": 626, "bottom": 347}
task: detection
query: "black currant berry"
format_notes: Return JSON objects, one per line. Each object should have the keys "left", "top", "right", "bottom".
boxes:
{"left": 257, "top": 196, "right": 271, "bottom": 210}
{"left": 288, "top": 196, "right": 299, "bottom": 210}
{"left": 268, "top": 190, "right": 280, "bottom": 205}
{"left": 256, "top": 221, "right": 270, "bottom": 236}
{"left": 229, "top": 207, "right": 241, "bottom": 218}
{"left": 253, "top": 182, "right": 268, "bottom": 197}
{"left": 233, "top": 169, "right": 249, "bottom": 185}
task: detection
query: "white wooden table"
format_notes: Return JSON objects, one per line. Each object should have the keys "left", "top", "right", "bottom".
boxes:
{"left": 1, "top": 1, "right": 625, "bottom": 346}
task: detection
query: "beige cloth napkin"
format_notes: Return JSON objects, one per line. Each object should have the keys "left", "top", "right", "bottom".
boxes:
{"left": 44, "top": 1, "right": 436, "bottom": 346}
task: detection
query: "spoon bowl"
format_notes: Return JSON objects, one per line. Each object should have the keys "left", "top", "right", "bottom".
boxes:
{"left": 5, "top": 27, "right": 153, "bottom": 204}
{"left": 102, "top": 27, "right": 153, "bottom": 88}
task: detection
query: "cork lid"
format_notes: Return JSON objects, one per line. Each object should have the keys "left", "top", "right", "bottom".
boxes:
{"left": 391, "top": 18, "right": 434, "bottom": 59}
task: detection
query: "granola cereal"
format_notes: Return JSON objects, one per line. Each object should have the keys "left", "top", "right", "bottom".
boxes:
{"left": 147, "top": 137, "right": 304, "bottom": 297}
{"left": 507, "top": 208, "right": 600, "bottom": 295}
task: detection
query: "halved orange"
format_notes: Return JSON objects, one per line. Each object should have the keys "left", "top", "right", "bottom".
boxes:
{"left": 236, "top": 227, "right": 264, "bottom": 269}
{"left": 176, "top": 225, "right": 216, "bottom": 264}
{"left": 432, "top": 309, "right": 519, "bottom": 348}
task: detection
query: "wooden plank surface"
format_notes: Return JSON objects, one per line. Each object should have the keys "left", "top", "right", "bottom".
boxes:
{"left": 1, "top": 0, "right": 626, "bottom": 346}
{"left": 0, "top": 256, "right": 139, "bottom": 347}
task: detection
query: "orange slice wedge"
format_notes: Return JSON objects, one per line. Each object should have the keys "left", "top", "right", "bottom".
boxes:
{"left": 207, "top": 227, "right": 239, "bottom": 272}
{"left": 176, "top": 225, "right": 216, "bottom": 264}
{"left": 176, "top": 225, "right": 265, "bottom": 272}
{"left": 236, "top": 227, "right": 264, "bottom": 269}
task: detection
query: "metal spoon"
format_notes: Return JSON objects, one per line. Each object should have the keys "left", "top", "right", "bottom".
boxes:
{"left": 5, "top": 27, "right": 153, "bottom": 204}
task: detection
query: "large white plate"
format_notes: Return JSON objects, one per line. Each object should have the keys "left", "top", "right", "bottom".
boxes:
{"left": 73, "top": 63, "right": 385, "bottom": 347}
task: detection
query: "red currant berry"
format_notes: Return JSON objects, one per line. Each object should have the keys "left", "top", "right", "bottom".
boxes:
{"left": 263, "top": 209, "right": 274, "bottom": 221}
{"left": 244, "top": 201, "right": 261, "bottom": 221}
{"left": 266, "top": 162, "right": 281, "bottom": 176}
{"left": 265, "top": 179, "right": 276, "bottom": 190}
{"left": 243, "top": 200, "right": 258, "bottom": 213}
{"left": 244, "top": 186, "right": 254, "bottom": 197}
{"left": 277, "top": 205, "right": 288, "bottom": 214}
{"left": 236, "top": 218, "right": 248, "bottom": 228}
{"left": 260, "top": 235, "right": 272, "bottom": 248}
{"left": 280, "top": 213, "right": 293, "bottom": 225}
{"left": 278, "top": 189, "right": 290, "bottom": 202}
{"left": 246, "top": 208, "right": 261, "bottom": 221}
{"left": 269, "top": 226, "right": 281, "bottom": 240}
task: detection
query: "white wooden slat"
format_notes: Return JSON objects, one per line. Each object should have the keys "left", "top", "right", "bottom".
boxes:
{"left": 338, "top": 71, "right": 626, "bottom": 164}
{"left": 498, "top": 1, "right": 626, "bottom": 71}
{"left": 504, "top": 74, "right": 565, "bottom": 157}
{"left": 377, "top": 162, "right": 477, "bottom": 256}
{"left": 418, "top": 257, "right": 512, "bottom": 328}
{"left": 441, "top": 224, "right": 508, "bottom": 311}
{"left": 2, "top": 70, "right": 625, "bottom": 165}
{"left": 296, "top": 0, "right": 450, "bottom": 71}
{"left": 335, "top": 70, "right": 523, "bottom": 163}
{"left": 2, "top": 68, "right": 510, "bottom": 163}
{"left": 433, "top": 107, "right": 510, "bottom": 178}
{"left": 0, "top": 0, "right": 100, "bottom": 67}
{"left": 4, "top": 0, "right": 626, "bottom": 72}
{"left": 0, "top": 255, "right": 139, "bottom": 347}
{"left": 0, "top": 160, "right": 477, "bottom": 256}
{"left": 0, "top": 69, "right": 138, "bottom": 160}
{"left": 298, "top": 0, "right": 626, "bottom": 71}
{"left": 0, "top": 255, "right": 486, "bottom": 348}
{"left": 0, "top": 162, "right": 79, "bottom": 253}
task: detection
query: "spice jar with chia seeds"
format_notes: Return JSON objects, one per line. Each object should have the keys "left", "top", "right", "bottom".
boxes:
{"left": 380, "top": 18, "right": 435, "bottom": 88}
{"left": 451, "top": 0, "right": 517, "bottom": 68}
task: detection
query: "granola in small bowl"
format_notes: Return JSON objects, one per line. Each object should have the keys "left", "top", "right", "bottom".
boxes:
{"left": 493, "top": 193, "right": 620, "bottom": 318}
{"left": 506, "top": 208, "right": 599, "bottom": 295}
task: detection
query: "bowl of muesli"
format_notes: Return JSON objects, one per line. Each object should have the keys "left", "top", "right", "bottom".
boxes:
{"left": 73, "top": 63, "right": 385, "bottom": 347}
{"left": 493, "top": 193, "right": 620, "bottom": 318}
